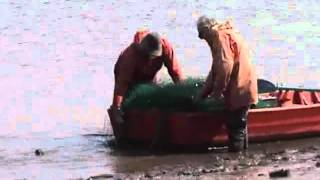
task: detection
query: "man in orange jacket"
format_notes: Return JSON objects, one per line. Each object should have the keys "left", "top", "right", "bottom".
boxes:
{"left": 196, "top": 16, "right": 258, "bottom": 152}
{"left": 110, "top": 30, "right": 184, "bottom": 142}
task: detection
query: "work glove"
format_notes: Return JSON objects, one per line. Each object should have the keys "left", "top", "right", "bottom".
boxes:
{"left": 192, "top": 92, "right": 203, "bottom": 103}
{"left": 109, "top": 106, "right": 125, "bottom": 124}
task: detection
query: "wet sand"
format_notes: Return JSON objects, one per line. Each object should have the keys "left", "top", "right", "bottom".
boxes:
{"left": 0, "top": 0, "right": 320, "bottom": 179}
{"left": 84, "top": 137, "right": 320, "bottom": 180}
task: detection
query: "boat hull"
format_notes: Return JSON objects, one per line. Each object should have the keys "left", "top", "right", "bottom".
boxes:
{"left": 113, "top": 89, "right": 320, "bottom": 146}
{"left": 120, "top": 104, "right": 320, "bottom": 146}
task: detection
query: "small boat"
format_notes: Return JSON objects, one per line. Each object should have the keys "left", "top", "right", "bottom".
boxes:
{"left": 110, "top": 81, "right": 320, "bottom": 146}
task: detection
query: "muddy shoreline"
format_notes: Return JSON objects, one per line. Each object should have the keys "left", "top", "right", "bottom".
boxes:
{"left": 1, "top": 1, "right": 320, "bottom": 179}
{"left": 84, "top": 137, "right": 320, "bottom": 180}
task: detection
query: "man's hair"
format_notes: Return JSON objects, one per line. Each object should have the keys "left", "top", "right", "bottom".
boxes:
{"left": 197, "top": 15, "right": 218, "bottom": 32}
{"left": 139, "top": 32, "right": 162, "bottom": 56}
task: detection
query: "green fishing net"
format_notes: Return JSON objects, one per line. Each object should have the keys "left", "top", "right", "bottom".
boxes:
{"left": 121, "top": 78, "right": 278, "bottom": 112}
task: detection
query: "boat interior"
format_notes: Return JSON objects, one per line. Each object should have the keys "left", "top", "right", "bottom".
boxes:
{"left": 259, "top": 88, "right": 320, "bottom": 107}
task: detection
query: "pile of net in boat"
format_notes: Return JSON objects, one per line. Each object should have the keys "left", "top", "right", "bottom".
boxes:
{"left": 121, "top": 78, "right": 278, "bottom": 112}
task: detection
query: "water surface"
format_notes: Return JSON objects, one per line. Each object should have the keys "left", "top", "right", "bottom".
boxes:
{"left": 0, "top": 0, "right": 319, "bottom": 179}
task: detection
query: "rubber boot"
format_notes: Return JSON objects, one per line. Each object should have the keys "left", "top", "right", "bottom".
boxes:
{"left": 226, "top": 107, "right": 249, "bottom": 152}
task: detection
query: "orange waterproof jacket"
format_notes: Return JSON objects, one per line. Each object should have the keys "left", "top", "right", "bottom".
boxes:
{"left": 113, "top": 30, "right": 183, "bottom": 103}
{"left": 201, "top": 25, "right": 258, "bottom": 110}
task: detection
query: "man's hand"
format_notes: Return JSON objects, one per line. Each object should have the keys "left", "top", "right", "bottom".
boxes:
{"left": 110, "top": 106, "right": 124, "bottom": 124}
{"left": 193, "top": 92, "right": 204, "bottom": 102}
{"left": 209, "top": 91, "right": 224, "bottom": 100}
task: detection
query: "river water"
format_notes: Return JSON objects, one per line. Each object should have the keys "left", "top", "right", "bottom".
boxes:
{"left": 0, "top": 0, "right": 320, "bottom": 179}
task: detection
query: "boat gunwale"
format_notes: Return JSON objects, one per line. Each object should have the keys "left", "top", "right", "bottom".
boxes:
{"left": 248, "top": 104, "right": 320, "bottom": 113}
{"left": 278, "top": 87, "right": 320, "bottom": 92}
{"left": 125, "top": 104, "right": 320, "bottom": 115}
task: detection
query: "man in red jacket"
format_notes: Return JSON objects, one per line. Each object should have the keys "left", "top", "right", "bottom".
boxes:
{"left": 109, "top": 30, "right": 184, "bottom": 143}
